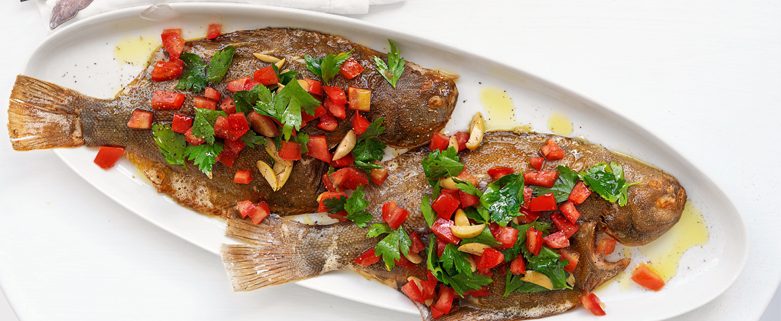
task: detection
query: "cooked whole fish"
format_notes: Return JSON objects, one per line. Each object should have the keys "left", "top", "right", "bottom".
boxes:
{"left": 222, "top": 131, "right": 686, "bottom": 320}
{"left": 7, "top": 28, "right": 457, "bottom": 216}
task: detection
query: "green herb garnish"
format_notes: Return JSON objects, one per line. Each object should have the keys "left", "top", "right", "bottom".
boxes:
{"left": 352, "top": 118, "right": 386, "bottom": 172}
{"left": 304, "top": 52, "right": 351, "bottom": 85}
{"left": 372, "top": 40, "right": 405, "bottom": 88}
{"left": 206, "top": 46, "right": 236, "bottom": 84}
{"left": 152, "top": 123, "right": 186, "bottom": 166}
{"left": 191, "top": 108, "right": 227, "bottom": 145}
{"left": 369, "top": 224, "right": 411, "bottom": 271}
{"left": 420, "top": 195, "right": 436, "bottom": 227}
{"left": 580, "top": 162, "right": 636, "bottom": 206}
{"left": 421, "top": 147, "right": 464, "bottom": 186}
{"left": 427, "top": 240, "right": 493, "bottom": 296}
{"left": 184, "top": 142, "right": 223, "bottom": 177}
{"left": 176, "top": 52, "right": 208, "bottom": 92}
{"left": 254, "top": 78, "right": 320, "bottom": 140}
{"left": 531, "top": 165, "right": 578, "bottom": 202}
{"left": 480, "top": 173, "right": 525, "bottom": 226}
{"left": 344, "top": 186, "right": 372, "bottom": 227}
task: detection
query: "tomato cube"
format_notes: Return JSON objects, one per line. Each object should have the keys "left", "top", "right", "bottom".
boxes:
{"left": 551, "top": 213, "right": 579, "bottom": 238}
{"left": 224, "top": 138, "right": 245, "bottom": 154}
{"left": 193, "top": 96, "right": 217, "bottom": 110}
{"left": 382, "top": 201, "right": 409, "bottom": 229}
{"left": 301, "top": 78, "right": 323, "bottom": 96}
{"left": 323, "top": 86, "right": 347, "bottom": 105}
{"left": 454, "top": 131, "right": 469, "bottom": 152}
{"left": 249, "top": 201, "right": 271, "bottom": 224}
{"left": 541, "top": 138, "right": 565, "bottom": 160}
{"left": 524, "top": 171, "right": 559, "bottom": 188}
{"left": 510, "top": 256, "right": 526, "bottom": 275}
{"left": 559, "top": 249, "right": 580, "bottom": 273}
{"left": 529, "top": 193, "right": 557, "bottom": 212}
{"left": 184, "top": 128, "right": 204, "bottom": 146}
{"left": 348, "top": 87, "right": 371, "bottom": 111}
{"left": 631, "top": 263, "right": 665, "bottom": 291}
{"left": 324, "top": 98, "right": 346, "bottom": 119}
{"left": 487, "top": 166, "right": 514, "bottom": 180}
{"left": 253, "top": 66, "right": 278, "bottom": 86}
{"left": 559, "top": 201, "right": 581, "bottom": 224}
{"left": 432, "top": 193, "right": 460, "bottom": 220}
{"left": 330, "top": 153, "right": 354, "bottom": 168}
{"left": 568, "top": 181, "right": 592, "bottom": 204}
{"left": 317, "top": 113, "right": 339, "bottom": 132}
{"left": 458, "top": 191, "right": 480, "bottom": 208}
{"left": 206, "top": 23, "right": 222, "bottom": 40}
{"left": 581, "top": 292, "right": 606, "bottom": 316}
{"left": 151, "top": 90, "right": 185, "bottom": 110}
{"left": 217, "top": 149, "right": 238, "bottom": 167}
{"left": 409, "top": 232, "right": 426, "bottom": 254}
{"left": 597, "top": 235, "right": 617, "bottom": 256}
{"left": 226, "top": 77, "right": 249, "bottom": 93}
{"left": 161, "top": 28, "right": 184, "bottom": 59}
{"left": 339, "top": 58, "right": 365, "bottom": 80}
{"left": 429, "top": 133, "right": 450, "bottom": 151}
{"left": 370, "top": 168, "right": 389, "bottom": 186}
{"left": 233, "top": 169, "right": 253, "bottom": 184}
{"left": 431, "top": 218, "right": 460, "bottom": 244}
{"left": 127, "top": 109, "right": 153, "bottom": 129}
{"left": 543, "top": 231, "right": 570, "bottom": 249}
{"left": 476, "top": 248, "right": 504, "bottom": 274}
{"left": 151, "top": 59, "right": 184, "bottom": 82}
{"left": 219, "top": 97, "right": 236, "bottom": 114}
{"left": 223, "top": 113, "right": 249, "bottom": 141}
{"left": 278, "top": 141, "right": 302, "bottom": 161}
{"left": 94, "top": 146, "right": 125, "bottom": 169}
{"left": 330, "top": 167, "right": 369, "bottom": 190}
{"left": 171, "top": 114, "right": 193, "bottom": 133}
{"left": 492, "top": 226, "right": 519, "bottom": 250}
{"left": 526, "top": 227, "right": 543, "bottom": 256}
{"left": 204, "top": 87, "right": 221, "bottom": 101}
{"left": 352, "top": 112, "right": 371, "bottom": 136}
{"left": 431, "top": 285, "right": 455, "bottom": 319}
{"left": 306, "top": 135, "right": 331, "bottom": 162}
{"left": 353, "top": 248, "right": 380, "bottom": 267}
{"left": 529, "top": 157, "right": 544, "bottom": 170}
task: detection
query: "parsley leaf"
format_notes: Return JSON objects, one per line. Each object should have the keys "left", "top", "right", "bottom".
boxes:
{"left": 234, "top": 84, "right": 272, "bottom": 113}
{"left": 452, "top": 177, "right": 483, "bottom": 196}
{"left": 501, "top": 221, "right": 551, "bottom": 262}
{"left": 272, "top": 64, "right": 298, "bottom": 85}
{"left": 206, "top": 46, "right": 236, "bottom": 84}
{"left": 480, "top": 173, "right": 525, "bottom": 226}
{"left": 421, "top": 147, "right": 464, "bottom": 186}
{"left": 366, "top": 223, "right": 393, "bottom": 238}
{"left": 580, "top": 162, "right": 635, "bottom": 206}
{"left": 420, "top": 195, "right": 436, "bottom": 227}
{"left": 463, "top": 206, "right": 490, "bottom": 224}
{"left": 191, "top": 108, "right": 227, "bottom": 145}
{"left": 426, "top": 239, "right": 492, "bottom": 296}
{"left": 152, "top": 123, "right": 186, "bottom": 166}
{"left": 185, "top": 142, "right": 223, "bottom": 177}
{"left": 344, "top": 186, "right": 372, "bottom": 227}
{"left": 524, "top": 247, "right": 572, "bottom": 290}
{"left": 372, "top": 40, "right": 405, "bottom": 88}
{"left": 304, "top": 52, "right": 351, "bottom": 85}
{"left": 504, "top": 271, "right": 548, "bottom": 296}
{"left": 353, "top": 118, "right": 386, "bottom": 172}
{"left": 176, "top": 53, "right": 208, "bottom": 92}
{"left": 296, "top": 133, "right": 310, "bottom": 154}
{"left": 532, "top": 165, "right": 578, "bottom": 202}
{"left": 270, "top": 79, "right": 321, "bottom": 140}
{"left": 324, "top": 196, "right": 347, "bottom": 213}
{"left": 373, "top": 227, "right": 411, "bottom": 271}
{"left": 241, "top": 130, "right": 265, "bottom": 148}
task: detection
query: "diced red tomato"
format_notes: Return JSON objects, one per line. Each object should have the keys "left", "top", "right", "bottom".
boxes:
{"left": 420, "top": 272, "right": 438, "bottom": 300}
{"left": 161, "top": 28, "right": 184, "bottom": 59}
{"left": 456, "top": 170, "right": 479, "bottom": 186}
{"left": 204, "top": 87, "right": 221, "bottom": 101}
{"left": 324, "top": 98, "right": 346, "bottom": 119}
{"left": 151, "top": 91, "right": 185, "bottom": 110}
{"left": 317, "top": 191, "right": 347, "bottom": 212}
{"left": 317, "top": 113, "right": 339, "bottom": 131}
{"left": 430, "top": 285, "right": 455, "bottom": 319}
{"left": 543, "top": 231, "right": 570, "bottom": 249}
{"left": 454, "top": 131, "right": 469, "bottom": 152}
{"left": 524, "top": 171, "right": 559, "bottom": 188}
{"left": 526, "top": 227, "right": 543, "bottom": 256}
{"left": 581, "top": 292, "right": 606, "bottom": 316}
{"left": 171, "top": 114, "right": 192, "bottom": 133}
{"left": 510, "top": 256, "right": 527, "bottom": 275}
{"left": 248, "top": 112, "right": 279, "bottom": 137}
{"left": 370, "top": 168, "right": 389, "bottom": 186}
{"left": 382, "top": 201, "right": 410, "bottom": 229}
{"left": 206, "top": 23, "right": 222, "bottom": 40}
{"left": 487, "top": 166, "right": 514, "bottom": 180}
{"left": 517, "top": 208, "right": 540, "bottom": 224}
{"left": 429, "top": 133, "right": 450, "bottom": 151}
{"left": 529, "top": 193, "right": 557, "bottom": 212}
{"left": 432, "top": 193, "right": 460, "bottom": 220}
{"left": 184, "top": 128, "right": 204, "bottom": 145}
{"left": 339, "top": 58, "right": 365, "bottom": 79}
{"left": 352, "top": 112, "right": 371, "bottom": 136}
{"left": 219, "top": 97, "right": 236, "bottom": 114}
{"left": 306, "top": 135, "right": 331, "bottom": 162}
{"left": 459, "top": 191, "right": 480, "bottom": 208}
{"left": 223, "top": 113, "right": 249, "bottom": 141}
{"left": 233, "top": 170, "right": 252, "bottom": 184}
{"left": 94, "top": 146, "right": 124, "bottom": 169}
{"left": 322, "top": 174, "right": 337, "bottom": 192}
{"left": 302, "top": 79, "right": 323, "bottom": 96}
{"left": 410, "top": 231, "right": 425, "bottom": 254}
{"left": 224, "top": 138, "right": 245, "bottom": 154}
{"left": 253, "top": 66, "right": 278, "bottom": 85}
{"left": 492, "top": 226, "right": 519, "bottom": 250}
{"left": 401, "top": 279, "right": 425, "bottom": 303}
{"left": 569, "top": 181, "right": 592, "bottom": 205}
{"left": 243, "top": 80, "right": 260, "bottom": 91}
{"left": 529, "top": 157, "right": 544, "bottom": 171}
{"left": 236, "top": 200, "right": 270, "bottom": 224}
{"left": 431, "top": 218, "right": 460, "bottom": 244}
{"left": 353, "top": 248, "right": 381, "bottom": 267}
{"left": 347, "top": 87, "right": 371, "bottom": 111}
{"left": 559, "top": 201, "right": 581, "bottom": 224}
{"left": 631, "top": 263, "right": 665, "bottom": 291}
{"left": 597, "top": 235, "right": 617, "bottom": 256}
{"left": 226, "top": 77, "right": 249, "bottom": 92}
{"left": 193, "top": 96, "right": 217, "bottom": 110}
{"left": 441, "top": 189, "right": 459, "bottom": 198}
{"left": 323, "top": 86, "right": 347, "bottom": 105}
{"left": 127, "top": 109, "right": 153, "bottom": 129}
{"left": 396, "top": 255, "right": 416, "bottom": 268}
{"left": 476, "top": 248, "right": 504, "bottom": 273}
{"left": 217, "top": 149, "right": 238, "bottom": 167}
{"left": 151, "top": 59, "right": 184, "bottom": 81}
{"left": 436, "top": 238, "right": 447, "bottom": 257}
{"left": 559, "top": 249, "right": 580, "bottom": 273}
{"left": 551, "top": 213, "right": 579, "bottom": 238}
{"left": 331, "top": 153, "right": 354, "bottom": 168}
{"left": 541, "top": 138, "right": 565, "bottom": 160}
{"left": 330, "top": 167, "right": 369, "bottom": 190}
{"left": 278, "top": 141, "right": 302, "bottom": 161}
{"left": 464, "top": 287, "right": 490, "bottom": 298}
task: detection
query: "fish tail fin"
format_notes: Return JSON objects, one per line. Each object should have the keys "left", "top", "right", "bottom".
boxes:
{"left": 222, "top": 215, "right": 348, "bottom": 291}
{"left": 8, "top": 75, "right": 87, "bottom": 150}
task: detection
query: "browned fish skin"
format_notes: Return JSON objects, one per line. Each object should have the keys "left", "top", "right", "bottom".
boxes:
{"left": 222, "top": 130, "right": 686, "bottom": 320}
{"left": 8, "top": 28, "right": 458, "bottom": 217}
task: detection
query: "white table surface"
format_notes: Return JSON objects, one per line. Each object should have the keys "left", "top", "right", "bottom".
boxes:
{"left": 1, "top": 1, "right": 780, "bottom": 320}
